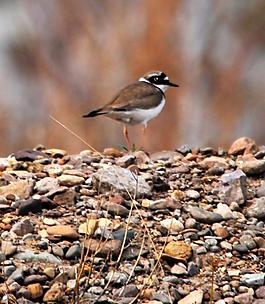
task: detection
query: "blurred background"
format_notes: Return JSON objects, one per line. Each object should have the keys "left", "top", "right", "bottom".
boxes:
{"left": 0, "top": 0, "right": 264, "bottom": 156}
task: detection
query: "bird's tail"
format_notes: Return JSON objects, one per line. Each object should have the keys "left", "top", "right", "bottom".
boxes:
{"left": 82, "top": 108, "right": 108, "bottom": 118}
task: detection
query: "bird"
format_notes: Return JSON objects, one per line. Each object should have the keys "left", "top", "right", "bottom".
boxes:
{"left": 83, "top": 71, "right": 179, "bottom": 147}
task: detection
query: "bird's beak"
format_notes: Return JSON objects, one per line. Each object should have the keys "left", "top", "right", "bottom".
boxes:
{"left": 167, "top": 81, "right": 179, "bottom": 87}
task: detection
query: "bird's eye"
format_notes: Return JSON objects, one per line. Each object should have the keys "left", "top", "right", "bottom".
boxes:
{"left": 154, "top": 77, "right": 159, "bottom": 81}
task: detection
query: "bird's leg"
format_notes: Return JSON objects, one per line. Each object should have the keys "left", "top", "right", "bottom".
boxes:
{"left": 123, "top": 125, "right": 131, "bottom": 149}
{"left": 141, "top": 126, "right": 146, "bottom": 135}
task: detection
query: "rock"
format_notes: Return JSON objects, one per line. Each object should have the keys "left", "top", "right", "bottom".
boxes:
{"left": 256, "top": 286, "right": 265, "bottom": 298}
{"left": 43, "top": 283, "right": 64, "bottom": 302}
{"left": 254, "top": 237, "right": 265, "bottom": 248}
{"left": 187, "top": 261, "right": 199, "bottom": 276}
{"left": 199, "top": 156, "right": 228, "bottom": 169}
{"left": 213, "top": 227, "right": 230, "bottom": 239}
{"left": 65, "top": 244, "right": 81, "bottom": 259}
{"left": 187, "top": 206, "right": 223, "bottom": 223}
{"left": 47, "top": 225, "right": 79, "bottom": 240}
{"left": 239, "top": 235, "right": 256, "bottom": 250}
{"left": 116, "top": 155, "right": 136, "bottom": 167}
{"left": 84, "top": 239, "right": 122, "bottom": 258}
{"left": 53, "top": 189, "right": 76, "bottom": 205}
{"left": 92, "top": 165, "right": 151, "bottom": 198}
{"left": 8, "top": 268, "right": 24, "bottom": 284}
{"left": 160, "top": 218, "right": 184, "bottom": 233}
{"left": 106, "top": 271, "right": 128, "bottom": 285}
{"left": 178, "top": 289, "right": 203, "bottom": 304}
{"left": 17, "top": 197, "right": 55, "bottom": 215}
{"left": 44, "top": 148, "right": 67, "bottom": 158}
{"left": 101, "top": 202, "right": 130, "bottom": 217}
{"left": 11, "top": 218, "right": 34, "bottom": 236}
{"left": 113, "top": 284, "right": 139, "bottom": 297}
{"left": 43, "top": 267, "right": 56, "bottom": 279}
{"left": 103, "top": 147, "right": 122, "bottom": 157}
{"left": 221, "top": 169, "right": 247, "bottom": 205}
{"left": 257, "top": 183, "right": 265, "bottom": 198}
{"left": 26, "top": 283, "right": 43, "bottom": 299}
{"left": 0, "top": 179, "right": 35, "bottom": 200}
{"left": 14, "top": 251, "right": 61, "bottom": 264}
{"left": 112, "top": 229, "right": 135, "bottom": 243}
{"left": 24, "top": 275, "right": 47, "bottom": 285}
{"left": 176, "top": 144, "right": 192, "bottom": 155}
{"left": 228, "top": 137, "right": 257, "bottom": 155}
{"left": 150, "top": 150, "right": 181, "bottom": 161}
{"left": 214, "top": 203, "right": 234, "bottom": 219}
{"left": 234, "top": 292, "right": 253, "bottom": 304}
{"left": 240, "top": 273, "right": 265, "bottom": 287}
{"left": 1, "top": 240, "right": 17, "bottom": 256}
{"left": 163, "top": 241, "right": 192, "bottom": 262}
{"left": 171, "top": 264, "right": 188, "bottom": 275}
{"left": 238, "top": 159, "right": 265, "bottom": 175}
{"left": 35, "top": 177, "right": 59, "bottom": 194}
{"left": 58, "top": 174, "right": 84, "bottom": 186}
{"left": 151, "top": 291, "right": 172, "bottom": 304}
{"left": 245, "top": 197, "right": 265, "bottom": 219}
{"left": 186, "top": 190, "right": 200, "bottom": 200}
{"left": 52, "top": 245, "right": 64, "bottom": 257}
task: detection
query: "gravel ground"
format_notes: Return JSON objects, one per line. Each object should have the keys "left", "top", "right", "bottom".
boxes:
{"left": 0, "top": 136, "right": 264, "bottom": 304}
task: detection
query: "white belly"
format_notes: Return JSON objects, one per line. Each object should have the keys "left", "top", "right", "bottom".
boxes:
{"left": 108, "top": 97, "right": 165, "bottom": 127}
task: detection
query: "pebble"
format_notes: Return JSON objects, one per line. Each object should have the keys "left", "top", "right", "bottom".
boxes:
{"left": 256, "top": 286, "right": 265, "bottom": 298}
{"left": 178, "top": 289, "right": 203, "bottom": 304}
{"left": 171, "top": 264, "right": 188, "bottom": 275}
{"left": 14, "top": 251, "right": 62, "bottom": 264}
{"left": 1, "top": 240, "right": 17, "bottom": 256}
{"left": 164, "top": 241, "right": 192, "bottom": 262}
{"left": 65, "top": 244, "right": 81, "bottom": 259}
{"left": 188, "top": 206, "right": 223, "bottom": 223}
{"left": 160, "top": 218, "right": 184, "bottom": 233}
{"left": 46, "top": 225, "right": 79, "bottom": 240}
{"left": 11, "top": 218, "right": 35, "bottom": 236}
{"left": 245, "top": 197, "right": 265, "bottom": 219}
{"left": 58, "top": 174, "right": 84, "bottom": 186}
{"left": 106, "top": 271, "right": 128, "bottom": 285}
{"left": 92, "top": 165, "right": 151, "bottom": 198}
{"left": 228, "top": 137, "right": 257, "bottom": 155}
{"left": 215, "top": 203, "right": 234, "bottom": 219}
{"left": 186, "top": 189, "right": 200, "bottom": 199}
{"left": 241, "top": 273, "right": 265, "bottom": 287}
{"left": 234, "top": 292, "right": 253, "bottom": 304}
{"left": 26, "top": 283, "right": 43, "bottom": 299}
{"left": 256, "top": 183, "right": 265, "bottom": 198}
{"left": 0, "top": 179, "right": 35, "bottom": 200}
{"left": 238, "top": 159, "right": 265, "bottom": 175}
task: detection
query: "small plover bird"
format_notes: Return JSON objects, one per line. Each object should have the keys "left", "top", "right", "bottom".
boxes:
{"left": 83, "top": 71, "right": 178, "bottom": 147}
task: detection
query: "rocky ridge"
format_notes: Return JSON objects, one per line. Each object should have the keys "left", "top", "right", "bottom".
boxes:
{"left": 0, "top": 137, "right": 264, "bottom": 303}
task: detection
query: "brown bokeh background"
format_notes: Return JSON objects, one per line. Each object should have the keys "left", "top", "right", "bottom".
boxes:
{"left": 0, "top": 0, "right": 264, "bottom": 156}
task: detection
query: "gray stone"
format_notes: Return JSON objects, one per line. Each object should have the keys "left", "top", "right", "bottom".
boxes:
{"left": 151, "top": 291, "right": 172, "bottom": 304}
{"left": 14, "top": 251, "right": 61, "bottom": 264}
{"left": 245, "top": 197, "right": 265, "bottom": 219}
{"left": 186, "top": 190, "right": 200, "bottom": 199}
{"left": 11, "top": 219, "right": 35, "bottom": 236}
{"left": 113, "top": 284, "right": 139, "bottom": 297}
{"left": 3, "top": 265, "right": 16, "bottom": 277}
{"left": 92, "top": 165, "right": 151, "bottom": 198}
{"left": 35, "top": 177, "right": 59, "bottom": 194}
{"left": 105, "top": 271, "right": 128, "bottom": 285}
{"left": 257, "top": 183, "right": 265, "bottom": 198}
{"left": 239, "top": 235, "right": 256, "bottom": 250}
{"left": 0, "top": 251, "right": 6, "bottom": 262}
{"left": 65, "top": 244, "right": 81, "bottom": 259}
{"left": 240, "top": 273, "right": 265, "bottom": 287}
{"left": 116, "top": 155, "right": 136, "bottom": 167}
{"left": 221, "top": 169, "right": 247, "bottom": 205}
{"left": 8, "top": 268, "right": 24, "bottom": 284}
{"left": 187, "top": 261, "right": 199, "bottom": 276}
{"left": 238, "top": 159, "right": 265, "bottom": 175}
{"left": 187, "top": 206, "right": 223, "bottom": 223}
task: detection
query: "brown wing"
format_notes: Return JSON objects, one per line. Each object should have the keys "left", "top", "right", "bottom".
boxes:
{"left": 102, "top": 82, "right": 164, "bottom": 111}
